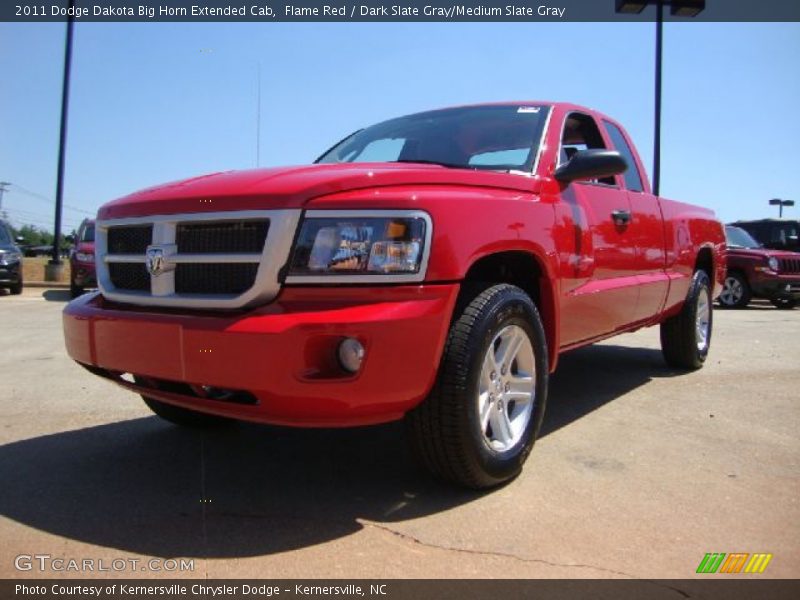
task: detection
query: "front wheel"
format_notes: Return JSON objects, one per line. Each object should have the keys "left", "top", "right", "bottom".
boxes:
{"left": 718, "top": 272, "right": 750, "bottom": 308}
{"left": 9, "top": 281, "right": 23, "bottom": 295}
{"left": 405, "top": 283, "right": 548, "bottom": 489}
{"left": 660, "top": 270, "right": 713, "bottom": 370}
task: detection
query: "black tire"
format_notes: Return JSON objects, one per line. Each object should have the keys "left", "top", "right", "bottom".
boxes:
{"left": 141, "top": 395, "right": 232, "bottom": 428}
{"left": 770, "top": 296, "right": 797, "bottom": 310}
{"left": 70, "top": 280, "right": 84, "bottom": 298}
{"left": 405, "top": 283, "right": 549, "bottom": 489}
{"left": 9, "top": 277, "right": 23, "bottom": 295}
{"left": 661, "top": 270, "right": 713, "bottom": 370}
{"left": 717, "top": 272, "right": 750, "bottom": 309}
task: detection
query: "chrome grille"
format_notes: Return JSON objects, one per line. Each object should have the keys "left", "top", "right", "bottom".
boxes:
{"left": 108, "top": 225, "right": 153, "bottom": 254}
{"left": 175, "top": 263, "right": 259, "bottom": 295}
{"left": 176, "top": 220, "right": 269, "bottom": 254}
{"left": 96, "top": 210, "right": 302, "bottom": 310}
{"left": 109, "top": 263, "right": 150, "bottom": 292}
{"left": 778, "top": 257, "right": 800, "bottom": 274}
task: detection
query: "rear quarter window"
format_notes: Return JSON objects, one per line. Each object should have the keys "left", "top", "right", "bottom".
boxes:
{"left": 603, "top": 120, "right": 644, "bottom": 193}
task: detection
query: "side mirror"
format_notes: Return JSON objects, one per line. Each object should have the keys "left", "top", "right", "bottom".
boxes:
{"left": 65, "top": 234, "right": 75, "bottom": 244}
{"left": 15, "top": 236, "right": 25, "bottom": 244}
{"left": 554, "top": 149, "right": 628, "bottom": 184}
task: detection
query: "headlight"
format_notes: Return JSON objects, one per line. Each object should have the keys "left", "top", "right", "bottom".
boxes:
{"left": 75, "top": 252, "right": 94, "bottom": 263}
{"left": 287, "top": 210, "right": 431, "bottom": 282}
{"left": 768, "top": 256, "right": 779, "bottom": 272}
{"left": 0, "top": 251, "right": 21, "bottom": 264}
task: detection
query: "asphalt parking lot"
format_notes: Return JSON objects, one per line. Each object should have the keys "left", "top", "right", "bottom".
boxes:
{"left": 1, "top": 287, "right": 798, "bottom": 580}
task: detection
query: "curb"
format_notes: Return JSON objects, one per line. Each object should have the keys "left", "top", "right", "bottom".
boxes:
{"left": 24, "top": 282, "right": 71, "bottom": 289}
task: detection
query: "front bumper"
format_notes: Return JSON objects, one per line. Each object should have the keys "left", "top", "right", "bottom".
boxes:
{"left": 750, "top": 273, "right": 800, "bottom": 300}
{"left": 63, "top": 284, "right": 459, "bottom": 427}
{"left": 0, "top": 261, "right": 21, "bottom": 285}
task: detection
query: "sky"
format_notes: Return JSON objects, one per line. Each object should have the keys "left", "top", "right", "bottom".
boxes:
{"left": 1, "top": 19, "right": 799, "bottom": 233}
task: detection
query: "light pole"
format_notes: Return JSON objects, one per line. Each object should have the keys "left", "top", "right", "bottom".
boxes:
{"left": 769, "top": 198, "right": 795, "bottom": 218}
{"left": 46, "top": 0, "right": 75, "bottom": 280}
{"left": 256, "top": 61, "right": 261, "bottom": 167}
{"left": 0, "top": 182, "right": 9, "bottom": 219}
{"left": 615, "top": 0, "right": 706, "bottom": 197}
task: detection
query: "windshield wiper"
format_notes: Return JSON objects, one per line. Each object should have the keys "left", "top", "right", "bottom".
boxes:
{"left": 392, "top": 159, "right": 470, "bottom": 169}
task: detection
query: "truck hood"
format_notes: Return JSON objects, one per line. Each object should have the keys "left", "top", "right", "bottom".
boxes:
{"left": 98, "top": 163, "right": 538, "bottom": 220}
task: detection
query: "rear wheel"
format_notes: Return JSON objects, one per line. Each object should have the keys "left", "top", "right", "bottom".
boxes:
{"left": 770, "top": 296, "right": 797, "bottom": 310}
{"left": 718, "top": 272, "right": 750, "bottom": 308}
{"left": 405, "top": 283, "right": 548, "bottom": 489}
{"left": 141, "top": 395, "right": 232, "bottom": 428}
{"left": 661, "top": 270, "right": 713, "bottom": 370}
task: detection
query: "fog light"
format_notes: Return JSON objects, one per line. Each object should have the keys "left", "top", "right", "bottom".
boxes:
{"left": 338, "top": 338, "right": 365, "bottom": 373}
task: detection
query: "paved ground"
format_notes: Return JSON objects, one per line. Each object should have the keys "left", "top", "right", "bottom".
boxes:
{"left": 1, "top": 287, "right": 798, "bottom": 580}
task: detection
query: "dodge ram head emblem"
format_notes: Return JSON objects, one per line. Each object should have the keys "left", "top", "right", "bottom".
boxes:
{"left": 146, "top": 247, "right": 166, "bottom": 276}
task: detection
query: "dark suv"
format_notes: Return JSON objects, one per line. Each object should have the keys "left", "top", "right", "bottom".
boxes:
{"left": 730, "top": 219, "right": 800, "bottom": 253}
{"left": 0, "top": 219, "right": 23, "bottom": 295}
{"left": 720, "top": 225, "right": 800, "bottom": 309}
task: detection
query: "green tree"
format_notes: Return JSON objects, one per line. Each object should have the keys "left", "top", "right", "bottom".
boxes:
{"left": 16, "top": 224, "right": 54, "bottom": 246}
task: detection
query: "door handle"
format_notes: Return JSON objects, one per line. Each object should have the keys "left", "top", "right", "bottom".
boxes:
{"left": 611, "top": 209, "right": 631, "bottom": 226}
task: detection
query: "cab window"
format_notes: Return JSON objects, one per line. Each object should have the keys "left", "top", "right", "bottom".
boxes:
{"left": 559, "top": 113, "right": 616, "bottom": 186}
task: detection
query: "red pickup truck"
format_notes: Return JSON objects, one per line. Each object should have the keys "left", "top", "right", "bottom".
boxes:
{"left": 63, "top": 102, "right": 725, "bottom": 488}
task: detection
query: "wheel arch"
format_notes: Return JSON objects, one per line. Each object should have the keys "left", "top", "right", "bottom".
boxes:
{"left": 458, "top": 249, "right": 559, "bottom": 372}
{"left": 695, "top": 246, "right": 714, "bottom": 278}
{"left": 724, "top": 266, "right": 749, "bottom": 284}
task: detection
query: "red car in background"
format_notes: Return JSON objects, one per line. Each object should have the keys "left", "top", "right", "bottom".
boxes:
{"left": 70, "top": 218, "right": 96, "bottom": 298}
{"left": 720, "top": 225, "right": 800, "bottom": 309}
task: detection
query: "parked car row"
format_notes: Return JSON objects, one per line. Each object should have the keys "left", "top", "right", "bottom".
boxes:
{"left": 8, "top": 212, "right": 800, "bottom": 315}
{"left": 721, "top": 219, "right": 800, "bottom": 310}
{"left": 21, "top": 245, "right": 68, "bottom": 258}
{"left": 0, "top": 217, "right": 99, "bottom": 298}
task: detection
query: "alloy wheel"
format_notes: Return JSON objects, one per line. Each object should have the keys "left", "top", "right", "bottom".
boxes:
{"left": 477, "top": 325, "right": 535, "bottom": 453}
{"left": 719, "top": 276, "right": 743, "bottom": 306}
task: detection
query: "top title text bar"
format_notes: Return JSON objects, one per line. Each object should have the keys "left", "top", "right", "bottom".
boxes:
{"left": 4, "top": 0, "right": 800, "bottom": 22}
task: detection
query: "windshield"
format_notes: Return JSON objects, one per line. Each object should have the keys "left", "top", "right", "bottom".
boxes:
{"left": 725, "top": 226, "right": 761, "bottom": 249}
{"left": 316, "top": 104, "right": 551, "bottom": 172}
{"left": 0, "top": 223, "right": 10, "bottom": 245}
{"left": 81, "top": 223, "right": 95, "bottom": 242}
